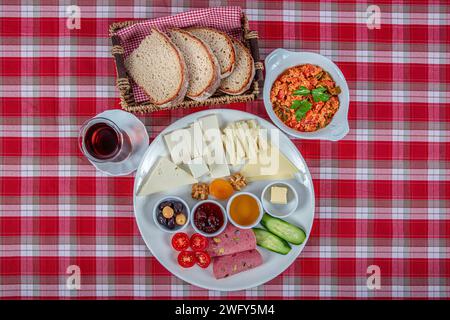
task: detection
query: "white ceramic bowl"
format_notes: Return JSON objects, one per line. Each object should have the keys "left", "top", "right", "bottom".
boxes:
{"left": 263, "top": 49, "right": 350, "bottom": 141}
{"left": 191, "top": 200, "right": 228, "bottom": 237}
{"left": 226, "top": 192, "right": 264, "bottom": 229}
{"left": 152, "top": 196, "right": 190, "bottom": 233}
{"left": 261, "top": 182, "right": 299, "bottom": 218}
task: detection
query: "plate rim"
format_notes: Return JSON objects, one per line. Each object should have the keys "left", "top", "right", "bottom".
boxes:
{"left": 133, "top": 109, "right": 315, "bottom": 291}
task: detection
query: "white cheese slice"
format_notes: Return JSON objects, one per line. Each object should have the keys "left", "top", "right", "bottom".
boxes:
{"left": 247, "top": 119, "right": 258, "bottom": 129}
{"left": 234, "top": 123, "right": 250, "bottom": 158}
{"left": 189, "top": 122, "right": 205, "bottom": 158}
{"left": 222, "top": 131, "right": 237, "bottom": 165}
{"left": 224, "top": 127, "right": 246, "bottom": 165}
{"left": 200, "top": 115, "right": 230, "bottom": 178}
{"left": 164, "top": 129, "right": 191, "bottom": 164}
{"left": 257, "top": 128, "right": 269, "bottom": 151}
{"left": 203, "top": 136, "right": 227, "bottom": 165}
{"left": 188, "top": 157, "right": 210, "bottom": 178}
{"left": 209, "top": 163, "right": 230, "bottom": 179}
{"left": 137, "top": 157, "right": 197, "bottom": 196}
{"left": 246, "top": 120, "right": 266, "bottom": 155}
{"left": 246, "top": 130, "right": 259, "bottom": 162}
{"left": 234, "top": 134, "right": 246, "bottom": 164}
{"left": 243, "top": 121, "right": 259, "bottom": 159}
{"left": 199, "top": 114, "right": 220, "bottom": 143}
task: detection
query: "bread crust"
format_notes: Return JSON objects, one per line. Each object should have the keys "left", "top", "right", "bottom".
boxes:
{"left": 219, "top": 39, "right": 255, "bottom": 95}
{"left": 186, "top": 26, "right": 236, "bottom": 78}
{"left": 168, "top": 28, "right": 221, "bottom": 101}
{"left": 126, "top": 28, "right": 188, "bottom": 107}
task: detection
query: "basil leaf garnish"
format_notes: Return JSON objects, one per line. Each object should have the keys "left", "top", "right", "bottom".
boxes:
{"left": 293, "top": 86, "right": 310, "bottom": 96}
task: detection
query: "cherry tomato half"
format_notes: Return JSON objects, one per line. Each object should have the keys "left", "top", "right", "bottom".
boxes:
{"left": 195, "top": 251, "right": 211, "bottom": 269}
{"left": 171, "top": 232, "right": 190, "bottom": 251}
{"left": 177, "top": 251, "right": 196, "bottom": 268}
{"left": 190, "top": 233, "right": 208, "bottom": 251}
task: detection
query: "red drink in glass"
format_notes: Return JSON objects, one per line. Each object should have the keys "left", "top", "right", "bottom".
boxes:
{"left": 79, "top": 117, "right": 131, "bottom": 163}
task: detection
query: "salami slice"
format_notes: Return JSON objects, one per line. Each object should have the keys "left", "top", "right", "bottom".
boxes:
{"left": 206, "top": 224, "right": 256, "bottom": 257}
{"left": 213, "top": 249, "right": 263, "bottom": 279}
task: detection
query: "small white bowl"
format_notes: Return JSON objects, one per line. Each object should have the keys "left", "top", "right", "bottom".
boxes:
{"left": 191, "top": 200, "right": 228, "bottom": 237}
{"left": 263, "top": 49, "right": 350, "bottom": 141}
{"left": 226, "top": 192, "right": 264, "bottom": 229}
{"left": 261, "top": 182, "right": 299, "bottom": 218}
{"left": 153, "top": 196, "right": 190, "bottom": 233}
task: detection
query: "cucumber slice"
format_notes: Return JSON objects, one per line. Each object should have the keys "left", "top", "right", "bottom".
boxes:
{"left": 253, "top": 228, "right": 291, "bottom": 255}
{"left": 261, "top": 214, "right": 306, "bottom": 245}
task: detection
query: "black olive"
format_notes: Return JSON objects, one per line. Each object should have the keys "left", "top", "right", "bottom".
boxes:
{"left": 158, "top": 202, "right": 168, "bottom": 210}
{"left": 173, "top": 202, "right": 183, "bottom": 212}
{"left": 167, "top": 217, "right": 176, "bottom": 229}
{"left": 157, "top": 213, "right": 166, "bottom": 226}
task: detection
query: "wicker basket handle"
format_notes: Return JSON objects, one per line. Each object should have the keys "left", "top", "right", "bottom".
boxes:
{"left": 111, "top": 36, "right": 130, "bottom": 90}
{"left": 245, "top": 31, "right": 264, "bottom": 89}
{"left": 242, "top": 10, "right": 264, "bottom": 93}
{"left": 110, "top": 35, "right": 136, "bottom": 108}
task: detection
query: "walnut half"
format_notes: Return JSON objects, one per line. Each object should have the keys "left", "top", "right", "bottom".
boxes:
{"left": 229, "top": 173, "right": 247, "bottom": 191}
{"left": 192, "top": 183, "right": 209, "bottom": 200}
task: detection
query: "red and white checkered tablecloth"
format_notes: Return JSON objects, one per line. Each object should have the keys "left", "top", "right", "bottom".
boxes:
{"left": 0, "top": 0, "right": 449, "bottom": 299}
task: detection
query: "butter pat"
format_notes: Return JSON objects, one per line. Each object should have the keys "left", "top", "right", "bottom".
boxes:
{"left": 270, "top": 186, "right": 287, "bottom": 204}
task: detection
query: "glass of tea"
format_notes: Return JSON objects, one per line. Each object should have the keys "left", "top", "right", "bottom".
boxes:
{"left": 79, "top": 117, "right": 132, "bottom": 163}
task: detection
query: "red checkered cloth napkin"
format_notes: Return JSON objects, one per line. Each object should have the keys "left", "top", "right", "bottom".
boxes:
{"left": 115, "top": 6, "right": 243, "bottom": 103}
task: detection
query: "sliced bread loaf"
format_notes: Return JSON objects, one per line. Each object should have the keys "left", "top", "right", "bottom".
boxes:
{"left": 219, "top": 39, "right": 255, "bottom": 96}
{"left": 186, "top": 27, "right": 236, "bottom": 79}
{"left": 125, "top": 28, "right": 188, "bottom": 107}
{"left": 167, "top": 28, "right": 221, "bottom": 101}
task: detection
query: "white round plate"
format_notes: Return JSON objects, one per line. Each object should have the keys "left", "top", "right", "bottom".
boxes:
{"left": 88, "top": 109, "right": 149, "bottom": 176}
{"left": 264, "top": 49, "right": 350, "bottom": 141}
{"left": 133, "top": 109, "right": 315, "bottom": 291}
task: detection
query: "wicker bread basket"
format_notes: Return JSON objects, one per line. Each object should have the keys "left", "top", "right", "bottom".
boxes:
{"left": 109, "top": 12, "right": 263, "bottom": 113}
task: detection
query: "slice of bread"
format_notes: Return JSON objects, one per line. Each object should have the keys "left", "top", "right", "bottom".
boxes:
{"left": 219, "top": 39, "right": 255, "bottom": 96}
{"left": 186, "top": 27, "right": 236, "bottom": 79}
{"left": 168, "top": 28, "right": 221, "bottom": 101}
{"left": 125, "top": 28, "right": 188, "bottom": 107}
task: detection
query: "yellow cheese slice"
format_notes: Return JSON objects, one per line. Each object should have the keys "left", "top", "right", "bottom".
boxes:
{"left": 241, "top": 146, "right": 298, "bottom": 180}
{"left": 137, "top": 157, "right": 197, "bottom": 196}
{"left": 246, "top": 173, "right": 295, "bottom": 182}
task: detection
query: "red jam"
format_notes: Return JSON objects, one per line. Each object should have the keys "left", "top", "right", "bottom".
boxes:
{"left": 194, "top": 202, "right": 224, "bottom": 234}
